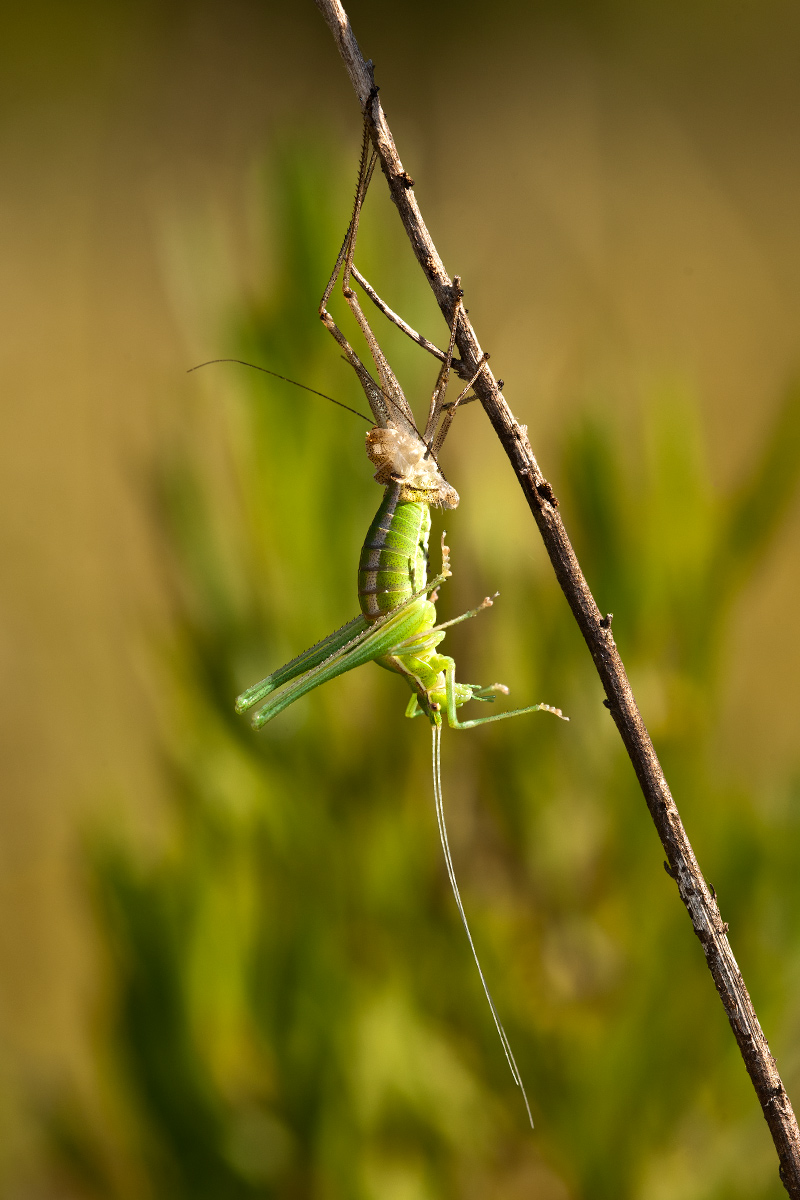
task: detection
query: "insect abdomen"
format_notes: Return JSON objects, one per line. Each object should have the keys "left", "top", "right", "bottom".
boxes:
{"left": 358, "top": 483, "right": 430, "bottom": 620}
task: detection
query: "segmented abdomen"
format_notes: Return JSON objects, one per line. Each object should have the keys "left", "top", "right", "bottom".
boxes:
{"left": 358, "top": 483, "right": 430, "bottom": 620}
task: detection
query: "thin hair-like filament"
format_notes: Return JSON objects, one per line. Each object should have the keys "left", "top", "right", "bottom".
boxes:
{"left": 431, "top": 724, "right": 534, "bottom": 1128}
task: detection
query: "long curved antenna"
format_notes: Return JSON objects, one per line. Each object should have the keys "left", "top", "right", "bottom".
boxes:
{"left": 431, "top": 724, "right": 534, "bottom": 1128}
{"left": 187, "top": 358, "right": 375, "bottom": 425}
{"left": 188, "top": 356, "right": 458, "bottom": 494}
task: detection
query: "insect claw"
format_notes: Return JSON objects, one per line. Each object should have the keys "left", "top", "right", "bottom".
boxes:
{"left": 439, "top": 533, "right": 452, "bottom": 577}
{"left": 542, "top": 704, "right": 569, "bottom": 721}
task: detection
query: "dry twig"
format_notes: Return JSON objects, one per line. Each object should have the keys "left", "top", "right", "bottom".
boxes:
{"left": 313, "top": 0, "right": 800, "bottom": 1191}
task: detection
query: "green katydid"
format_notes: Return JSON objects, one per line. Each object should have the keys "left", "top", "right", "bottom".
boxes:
{"left": 235, "top": 123, "right": 567, "bottom": 1126}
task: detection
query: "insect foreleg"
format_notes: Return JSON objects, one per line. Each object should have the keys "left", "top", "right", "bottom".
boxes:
{"left": 427, "top": 593, "right": 496, "bottom": 635}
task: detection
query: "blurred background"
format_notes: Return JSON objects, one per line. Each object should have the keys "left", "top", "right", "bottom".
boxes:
{"left": 3, "top": 0, "right": 800, "bottom": 1196}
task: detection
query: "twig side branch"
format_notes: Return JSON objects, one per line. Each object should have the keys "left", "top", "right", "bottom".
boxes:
{"left": 313, "top": 0, "right": 800, "bottom": 1192}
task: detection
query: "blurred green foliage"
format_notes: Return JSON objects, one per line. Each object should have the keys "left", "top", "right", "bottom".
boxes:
{"left": 50, "top": 142, "right": 800, "bottom": 1199}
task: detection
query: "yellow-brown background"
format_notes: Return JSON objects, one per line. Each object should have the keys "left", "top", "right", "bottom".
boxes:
{"left": 2, "top": 0, "right": 800, "bottom": 1193}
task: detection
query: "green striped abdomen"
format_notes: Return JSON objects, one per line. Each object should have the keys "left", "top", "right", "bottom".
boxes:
{"left": 358, "top": 483, "right": 430, "bottom": 621}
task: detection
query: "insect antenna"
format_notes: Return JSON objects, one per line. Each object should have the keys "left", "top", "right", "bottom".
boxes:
{"left": 187, "top": 358, "right": 375, "bottom": 424}
{"left": 431, "top": 723, "right": 534, "bottom": 1128}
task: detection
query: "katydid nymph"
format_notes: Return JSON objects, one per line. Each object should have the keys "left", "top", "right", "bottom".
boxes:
{"left": 235, "top": 124, "right": 567, "bottom": 1126}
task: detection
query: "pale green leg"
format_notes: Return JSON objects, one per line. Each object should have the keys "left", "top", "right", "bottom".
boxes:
{"left": 443, "top": 657, "right": 566, "bottom": 729}
{"left": 247, "top": 601, "right": 435, "bottom": 729}
{"left": 236, "top": 615, "right": 368, "bottom": 713}
{"left": 394, "top": 593, "right": 566, "bottom": 727}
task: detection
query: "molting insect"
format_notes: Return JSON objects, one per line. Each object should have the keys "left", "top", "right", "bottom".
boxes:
{"left": 235, "top": 120, "right": 567, "bottom": 1126}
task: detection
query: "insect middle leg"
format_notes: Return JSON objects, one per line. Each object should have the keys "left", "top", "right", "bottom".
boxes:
{"left": 441, "top": 655, "right": 566, "bottom": 729}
